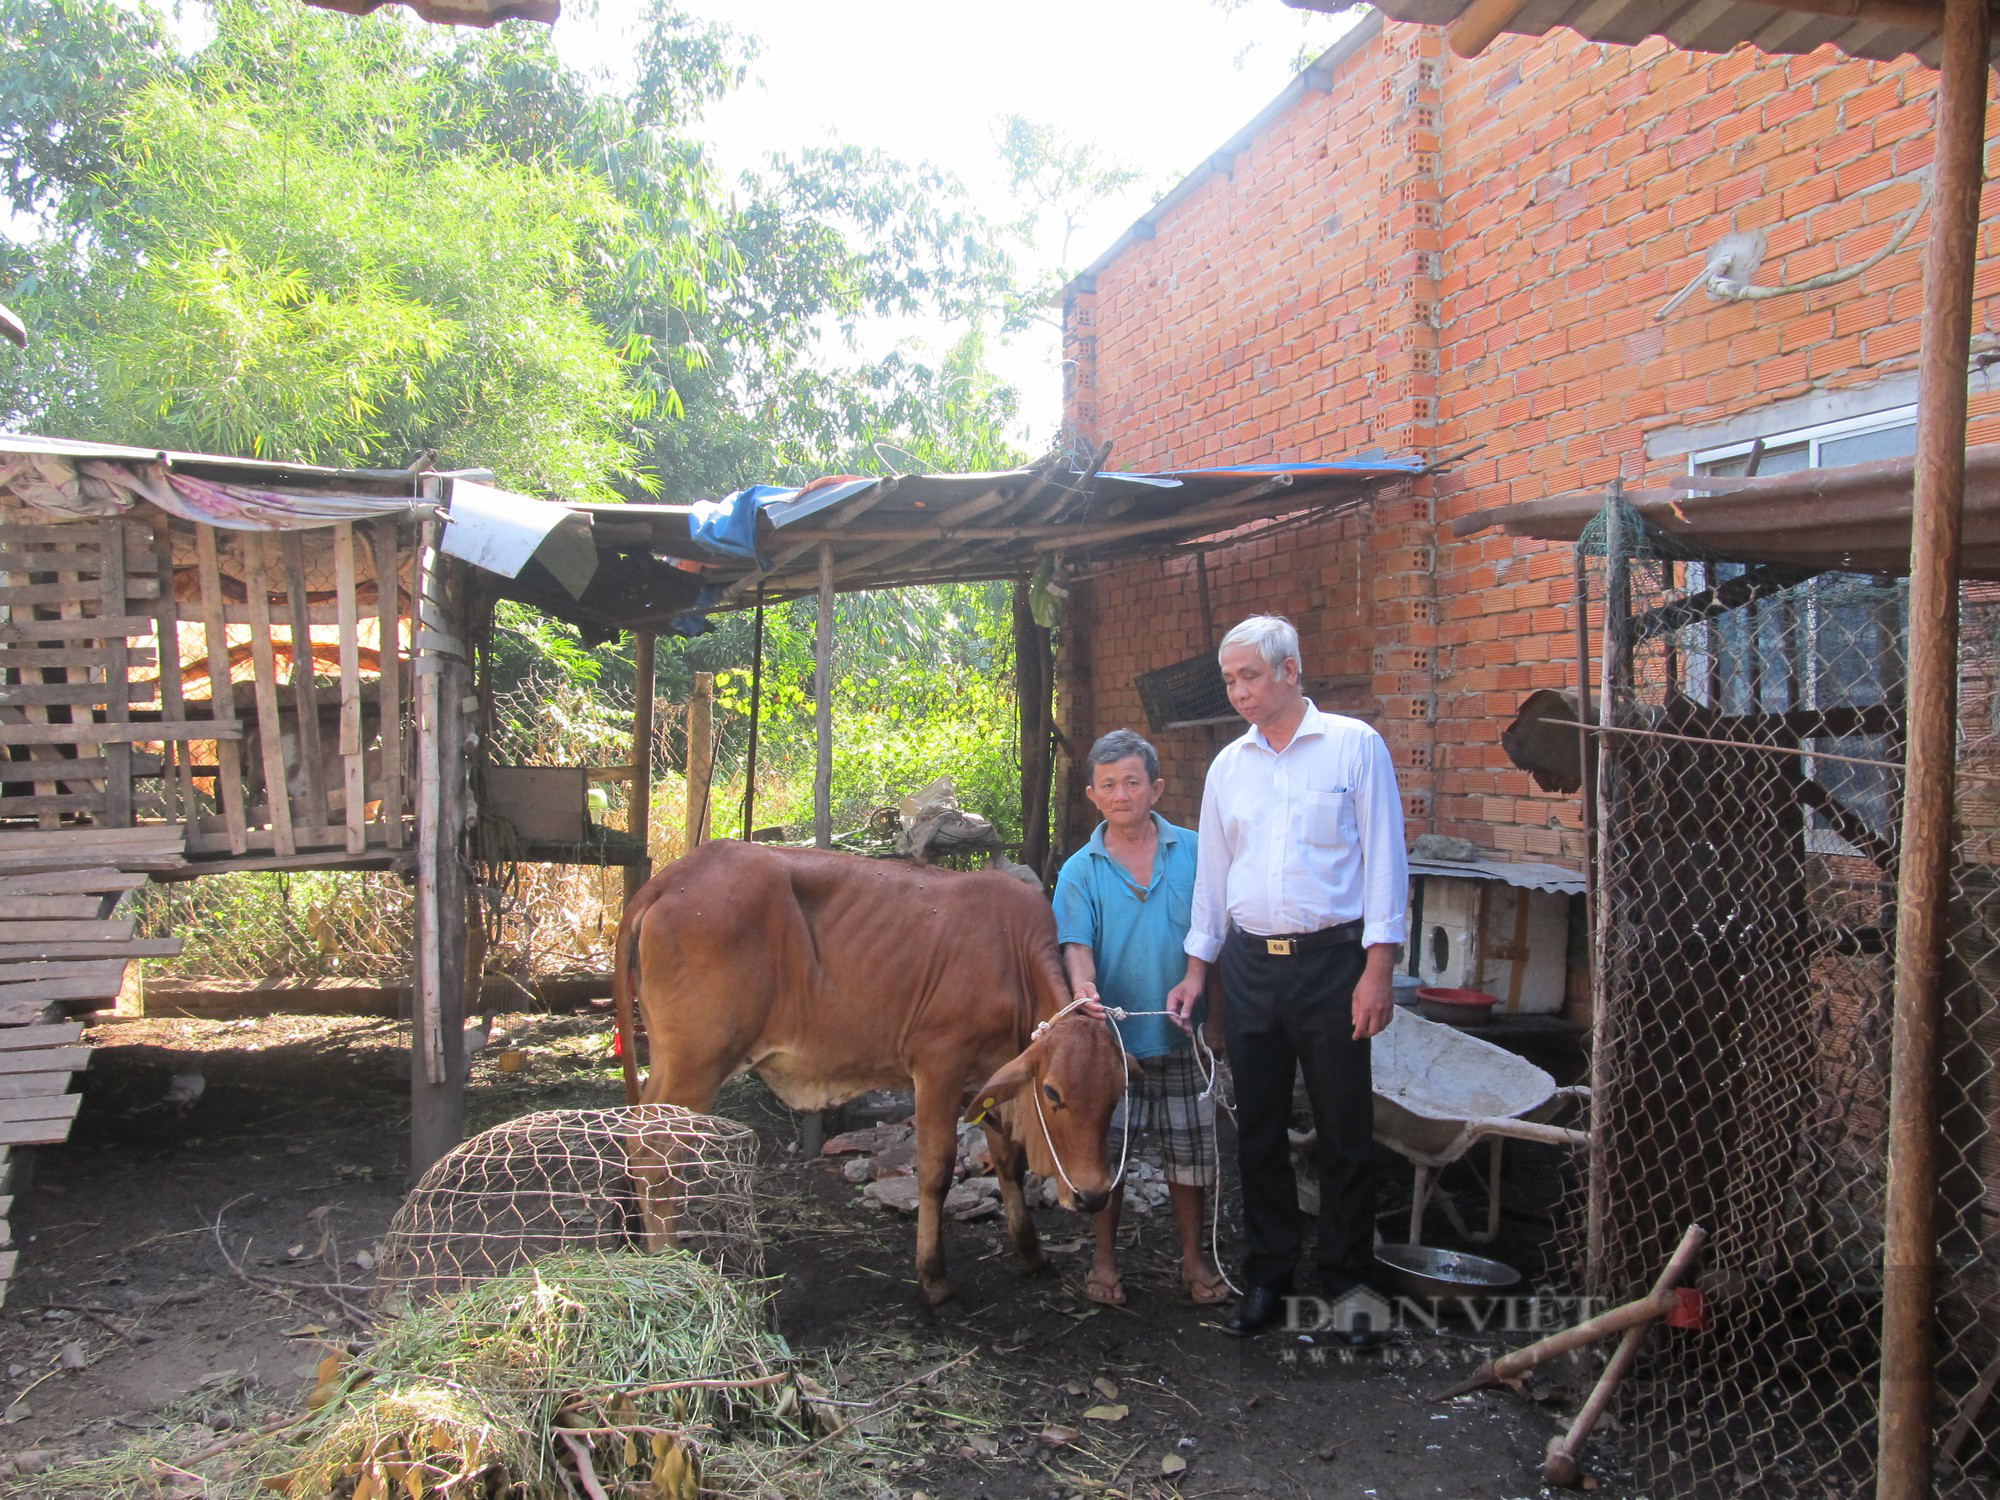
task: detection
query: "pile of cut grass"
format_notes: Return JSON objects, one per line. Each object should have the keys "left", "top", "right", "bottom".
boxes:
{"left": 19, "top": 1250, "right": 834, "bottom": 1500}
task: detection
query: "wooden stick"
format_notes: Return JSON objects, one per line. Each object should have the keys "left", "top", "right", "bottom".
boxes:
{"left": 685, "top": 669, "right": 713, "bottom": 856}
{"left": 196, "top": 526, "right": 249, "bottom": 854}
{"left": 625, "top": 631, "right": 655, "bottom": 907}
{"left": 1433, "top": 1289, "right": 1681, "bottom": 1399}
{"left": 333, "top": 523, "right": 366, "bottom": 855}
{"left": 242, "top": 533, "right": 294, "bottom": 856}
{"left": 97, "top": 519, "right": 133, "bottom": 828}
{"left": 150, "top": 515, "right": 198, "bottom": 828}
{"left": 813, "top": 545, "right": 833, "bottom": 850}
{"left": 371, "top": 519, "right": 405, "bottom": 849}
{"left": 280, "top": 531, "right": 329, "bottom": 830}
{"left": 1544, "top": 1224, "right": 1708, "bottom": 1488}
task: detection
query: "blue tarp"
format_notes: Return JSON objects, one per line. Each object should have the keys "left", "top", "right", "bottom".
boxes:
{"left": 689, "top": 478, "right": 879, "bottom": 565}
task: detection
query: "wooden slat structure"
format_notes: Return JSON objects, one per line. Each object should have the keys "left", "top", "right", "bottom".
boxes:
{"left": 0, "top": 828, "right": 186, "bottom": 1308}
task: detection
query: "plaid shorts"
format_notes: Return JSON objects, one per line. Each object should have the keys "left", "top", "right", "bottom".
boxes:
{"left": 1111, "top": 1047, "right": 1218, "bottom": 1189}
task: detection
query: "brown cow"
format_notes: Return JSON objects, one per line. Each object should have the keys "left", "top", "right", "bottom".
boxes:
{"left": 613, "top": 839, "right": 1132, "bottom": 1305}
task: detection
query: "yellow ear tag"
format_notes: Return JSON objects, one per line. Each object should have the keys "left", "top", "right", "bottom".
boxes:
{"left": 966, "top": 1096, "right": 997, "bottom": 1127}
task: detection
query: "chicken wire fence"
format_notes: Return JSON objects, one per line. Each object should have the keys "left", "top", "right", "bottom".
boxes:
{"left": 373, "top": 1105, "right": 763, "bottom": 1314}
{"left": 1566, "top": 499, "right": 2000, "bottom": 1496}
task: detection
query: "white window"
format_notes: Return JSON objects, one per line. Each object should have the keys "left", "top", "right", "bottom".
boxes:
{"left": 1686, "top": 408, "right": 1915, "bottom": 854}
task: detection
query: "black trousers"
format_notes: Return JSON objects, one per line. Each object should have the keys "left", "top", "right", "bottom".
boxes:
{"left": 1220, "top": 930, "right": 1376, "bottom": 1293}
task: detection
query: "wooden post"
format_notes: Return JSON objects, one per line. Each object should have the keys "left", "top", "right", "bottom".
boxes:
{"left": 741, "top": 590, "right": 764, "bottom": 840}
{"left": 686, "top": 670, "right": 714, "bottom": 856}
{"left": 1877, "top": 10, "right": 1988, "bottom": 1494}
{"left": 99, "top": 519, "right": 132, "bottom": 828}
{"left": 624, "top": 631, "right": 655, "bottom": 907}
{"left": 1586, "top": 487, "right": 1628, "bottom": 1306}
{"left": 807, "top": 548, "right": 835, "bottom": 1156}
{"left": 814, "top": 543, "right": 834, "bottom": 850}
{"left": 410, "top": 516, "right": 471, "bottom": 1179}
{"left": 1013, "top": 581, "right": 1055, "bottom": 879}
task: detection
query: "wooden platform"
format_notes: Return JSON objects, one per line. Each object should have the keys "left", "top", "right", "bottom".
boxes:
{"left": 0, "top": 824, "right": 186, "bottom": 1307}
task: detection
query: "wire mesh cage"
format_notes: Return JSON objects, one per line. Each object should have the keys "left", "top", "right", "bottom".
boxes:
{"left": 373, "top": 1105, "right": 764, "bottom": 1314}
{"left": 1135, "top": 652, "right": 1232, "bottom": 730}
{"left": 1564, "top": 499, "right": 2000, "bottom": 1495}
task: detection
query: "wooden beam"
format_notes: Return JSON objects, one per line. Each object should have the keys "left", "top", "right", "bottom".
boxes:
{"left": 1876, "top": 0, "right": 1989, "bottom": 1492}
{"left": 410, "top": 524, "right": 471, "bottom": 1179}
{"left": 1447, "top": 0, "right": 1532, "bottom": 55}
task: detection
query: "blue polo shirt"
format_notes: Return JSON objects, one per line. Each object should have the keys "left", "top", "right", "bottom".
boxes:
{"left": 1052, "top": 813, "right": 1202, "bottom": 1059}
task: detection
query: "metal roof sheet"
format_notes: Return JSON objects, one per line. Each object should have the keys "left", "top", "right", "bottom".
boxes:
{"left": 1296, "top": 0, "right": 1959, "bottom": 67}
{"left": 1454, "top": 443, "right": 2000, "bottom": 579}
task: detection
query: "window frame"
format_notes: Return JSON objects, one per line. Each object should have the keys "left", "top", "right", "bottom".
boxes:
{"left": 1687, "top": 404, "right": 1917, "bottom": 857}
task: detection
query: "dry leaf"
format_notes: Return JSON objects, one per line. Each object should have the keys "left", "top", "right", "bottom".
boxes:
{"left": 1064, "top": 1381, "right": 1086, "bottom": 1397}
{"left": 281, "top": 1324, "right": 330, "bottom": 1339}
{"left": 1081, "top": 1403, "right": 1129, "bottom": 1422}
{"left": 1092, "top": 1376, "right": 1119, "bottom": 1401}
{"left": 353, "top": 1248, "right": 377, "bottom": 1272}
{"left": 58, "top": 1342, "right": 87, "bottom": 1371}
{"left": 305, "top": 1206, "right": 331, "bottom": 1223}
{"left": 1040, "top": 1424, "right": 1080, "bottom": 1445}
{"left": 1161, "top": 1453, "right": 1189, "bottom": 1475}
{"left": 285, "top": 1243, "right": 306, "bottom": 1260}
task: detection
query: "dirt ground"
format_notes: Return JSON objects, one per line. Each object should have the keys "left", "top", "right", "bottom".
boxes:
{"left": 0, "top": 1008, "right": 1641, "bottom": 1499}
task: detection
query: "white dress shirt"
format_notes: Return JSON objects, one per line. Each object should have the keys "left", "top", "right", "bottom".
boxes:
{"left": 1184, "top": 700, "right": 1410, "bottom": 960}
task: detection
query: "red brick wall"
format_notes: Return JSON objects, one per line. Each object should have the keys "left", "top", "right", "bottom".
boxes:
{"left": 1059, "top": 20, "right": 2000, "bottom": 864}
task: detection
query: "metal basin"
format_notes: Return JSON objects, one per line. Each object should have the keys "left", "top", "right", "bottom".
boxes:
{"left": 1375, "top": 1243, "right": 1521, "bottom": 1319}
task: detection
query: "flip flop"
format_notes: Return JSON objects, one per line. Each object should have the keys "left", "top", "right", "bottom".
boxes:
{"left": 1086, "top": 1271, "right": 1127, "bottom": 1306}
{"left": 1184, "top": 1270, "right": 1231, "bottom": 1305}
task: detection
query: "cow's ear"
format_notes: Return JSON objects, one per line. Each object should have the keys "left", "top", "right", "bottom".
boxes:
{"left": 965, "top": 1052, "right": 1034, "bottom": 1125}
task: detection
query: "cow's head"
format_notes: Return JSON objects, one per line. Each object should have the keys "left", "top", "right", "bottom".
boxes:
{"left": 964, "top": 1012, "right": 1139, "bottom": 1214}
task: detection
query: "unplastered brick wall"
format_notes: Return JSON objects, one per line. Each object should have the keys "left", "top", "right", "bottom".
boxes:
{"left": 1058, "top": 18, "right": 2000, "bottom": 866}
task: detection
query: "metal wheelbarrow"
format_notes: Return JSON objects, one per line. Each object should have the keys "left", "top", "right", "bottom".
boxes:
{"left": 1369, "top": 1007, "right": 1589, "bottom": 1246}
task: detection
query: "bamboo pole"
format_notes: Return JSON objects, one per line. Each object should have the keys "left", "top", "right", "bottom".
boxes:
{"left": 624, "top": 631, "right": 655, "bottom": 906}
{"left": 685, "top": 670, "right": 714, "bottom": 855}
{"left": 814, "top": 544, "right": 834, "bottom": 850}
{"left": 1877, "top": 10, "right": 1989, "bottom": 1494}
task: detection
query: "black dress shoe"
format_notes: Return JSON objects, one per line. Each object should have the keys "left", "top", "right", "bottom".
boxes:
{"left": 1223, "top": 1284, "right": 1291, "bottom": 1337}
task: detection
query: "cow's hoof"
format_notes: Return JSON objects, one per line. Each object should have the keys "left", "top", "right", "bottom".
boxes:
{"left": 921, "top": 1280, "right": 956, "bottom": 1308}
{"left": 1017, "top": 1251, "right": 1054, "bottom": 1278}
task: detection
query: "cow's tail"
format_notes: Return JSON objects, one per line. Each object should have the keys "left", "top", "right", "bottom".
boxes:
{"left": 612, "top": 883, "right": 653, "bottom": 1106}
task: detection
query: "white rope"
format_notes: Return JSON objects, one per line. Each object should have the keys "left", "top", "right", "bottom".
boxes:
{"left": 1028, "top": 1000, "right": 1241, "bottom": 1298}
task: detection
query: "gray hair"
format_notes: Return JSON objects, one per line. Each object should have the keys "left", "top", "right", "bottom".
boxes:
{"left": 1087, "top": 728, "right": 1160, "bottom": 782}
{"left": 1219, "top": 614, "right": 1303, "bottom": 676}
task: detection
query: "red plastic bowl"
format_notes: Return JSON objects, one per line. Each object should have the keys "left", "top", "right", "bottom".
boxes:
{"left": 1415, "top": 986, "right": 1499, "bottom": 1026}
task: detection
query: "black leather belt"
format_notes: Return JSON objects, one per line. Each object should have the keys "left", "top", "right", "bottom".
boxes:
{"left": 1235, "top": 919, "right": 1365, "bottom": 957}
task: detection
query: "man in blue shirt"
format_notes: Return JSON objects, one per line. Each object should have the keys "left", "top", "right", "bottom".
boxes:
{"left": 1053, "top": 729, "right": 1228, "bottom": 1307}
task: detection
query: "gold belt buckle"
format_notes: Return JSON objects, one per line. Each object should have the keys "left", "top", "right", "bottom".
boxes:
{"left": 1265, "top": 937, "right": 1294, "bottom": 957}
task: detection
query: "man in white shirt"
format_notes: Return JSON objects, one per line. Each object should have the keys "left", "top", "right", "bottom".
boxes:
{"left": 1167, "top": 615, "right": 1408, "bottom": 1336}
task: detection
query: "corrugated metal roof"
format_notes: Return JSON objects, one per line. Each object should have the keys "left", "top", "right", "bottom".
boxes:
{"left": 0, "top": 432, "right": 468, "bottom": 494}
{"left": 1454, "top": 443, "right": 2000, "bottom": 578}
{"left": 1292, "top": 0, "right": 1957, "bottom": 67}
{"left": 1409, "top": 855, "right": 1588, "bottom": 893}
